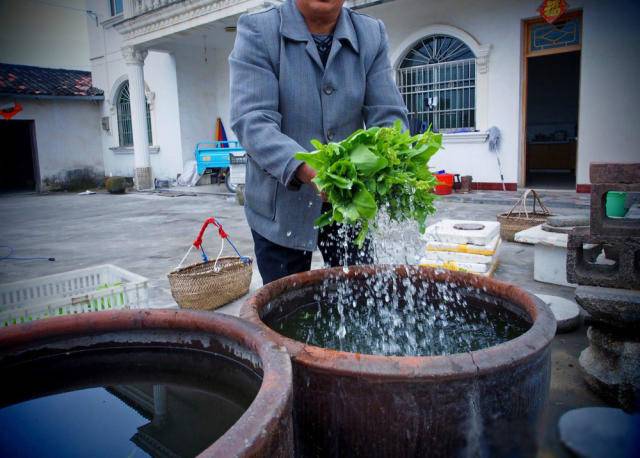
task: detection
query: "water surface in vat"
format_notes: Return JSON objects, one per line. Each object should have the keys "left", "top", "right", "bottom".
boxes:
{"left": 0, "top": 347, "right": 261, "bottom": 458}
{"left": 268, "top": 284, "right": 530, "bottom": 356}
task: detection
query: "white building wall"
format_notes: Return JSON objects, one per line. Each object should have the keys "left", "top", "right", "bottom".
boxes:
{"left": 86, "top": 0, "right": 183, "bottom": 181}
{"left": 1, "top": 97, "right": 103, "bottom": 188}
{"left": 367, "top": 0, "right": 640, "bottom": 187}
{"left": 172, "top": 43, "right": 236, "bottom": 168}
{"left": 576, "top": 0, "right": 640, "bottom": 185}
{"left": 367, "top": 0, "right": 535, "bottom": 185}
{"left": 0, "top": 0, "right": 90, "bottom": 70}
{"left": 85, "top": 0, "right": 639, "bottom": 188}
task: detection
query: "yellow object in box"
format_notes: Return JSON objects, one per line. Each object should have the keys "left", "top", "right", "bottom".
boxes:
{"left": 420, "top": 259, "right": 499, "bottom": 277}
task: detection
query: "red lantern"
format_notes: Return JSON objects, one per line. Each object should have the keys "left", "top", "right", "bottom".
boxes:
{"left": 537, "top": 0, "right": 569, "bottom": 24}
{"left": 1, "top": 102, "right": 23, "bottom": 120}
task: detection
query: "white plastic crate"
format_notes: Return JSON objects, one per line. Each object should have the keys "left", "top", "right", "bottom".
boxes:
{"left": 0, "top": 264, "right": 149, "bottom": 327}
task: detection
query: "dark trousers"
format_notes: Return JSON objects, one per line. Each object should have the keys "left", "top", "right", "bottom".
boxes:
{"left": 252, "top": 206, "right": 373, "bottom": 284}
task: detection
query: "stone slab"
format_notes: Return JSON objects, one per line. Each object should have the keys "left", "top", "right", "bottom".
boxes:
{"left": 515, "top": 224, "right": 568, "bottom": 248}
{"left": 567, "top": 227, "right": 640, "bottom": 290}
{"left": 425, "top": 235, "right": 500, "bottom": 256}
{"left": 575, "top": 285, "right": 640, "bottom": 329}
{"left": 547, "top": 215, "right": 590, "bottom": 227}
{"left": 421, "top": 219, "right": 500, "bottom": 246}
{"left": 558, "top": 407, "right": 640, "bottom": 458}
{"left": 542, "top": 223, "right": 575, "bottom": 234}
{"left": 535, "top": 294, "right": 581, "bottom": 332}
{"left": 590, "top": 162, "right": 640, "bottom": 184}
{"left": 590, "top": 183, "right": 640, "bottom": 238}
{"left": 534, "top": 244, "right": 576, "bottom": 287}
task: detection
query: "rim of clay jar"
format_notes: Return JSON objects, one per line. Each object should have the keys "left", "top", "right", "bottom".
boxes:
{"left": 241, "top": 265, "right": 556, "bottom": 381}
{"left": 0, "top": 309, "right": 292, "bottom": 458}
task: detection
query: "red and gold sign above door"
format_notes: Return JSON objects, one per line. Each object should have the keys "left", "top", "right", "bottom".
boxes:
{"left": 537, "top": 0, "right": 569, "bottom": 24}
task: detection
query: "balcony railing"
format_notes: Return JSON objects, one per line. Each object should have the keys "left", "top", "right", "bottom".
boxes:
{"left": 123, "top": 0, "right": 184, "bottom": 18}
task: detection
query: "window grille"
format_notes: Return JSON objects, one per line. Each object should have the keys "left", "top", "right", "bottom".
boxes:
{"left": 397, "top": 35, "right": 476, "bottom": 132}
{"left": 116, "top": 81, "right": 153, "bottom": 147}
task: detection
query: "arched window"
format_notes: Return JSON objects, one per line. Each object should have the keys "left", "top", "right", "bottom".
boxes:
{"left": 116, "top": 81, "right": 153, "bottom": 147}
{"left": 397, "top": 35, "right": 476, "bottom": 132}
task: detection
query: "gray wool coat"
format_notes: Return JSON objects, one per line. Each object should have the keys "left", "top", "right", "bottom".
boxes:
{"left": 229, "top": 0, "right": 408, "bottom": 251}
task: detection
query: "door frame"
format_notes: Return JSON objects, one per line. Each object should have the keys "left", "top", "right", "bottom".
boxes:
{"left": 28, "top": 120, "right": 42, "bottom": 193}
{"left": 519, "top": 10, "right": 583, "bottom": 188}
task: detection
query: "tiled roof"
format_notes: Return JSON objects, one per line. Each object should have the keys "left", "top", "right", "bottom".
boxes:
{"left": 0, "top": 63, "right": 104, "bottom": 98}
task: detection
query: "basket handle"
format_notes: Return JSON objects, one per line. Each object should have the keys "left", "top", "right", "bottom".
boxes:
{"left": 505, "top": 189, "right": 550, "bottom": 218}
{"left": 193, "top": 217, "right": 227, "bottom": 249}
{"left": 192, "top": 216, "right": 250, "bottom": 266}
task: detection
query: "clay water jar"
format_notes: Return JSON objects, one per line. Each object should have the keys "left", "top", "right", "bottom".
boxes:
{"left": 0, "top": 309, "right": 294, "bottom": 457}
{"left": 241, "top": 266, "right": 556, "bottom": 457}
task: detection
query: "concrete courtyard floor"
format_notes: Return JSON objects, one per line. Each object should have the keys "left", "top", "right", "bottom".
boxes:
{"left": 0, "top": 189, "right": 604, "bottom": 456}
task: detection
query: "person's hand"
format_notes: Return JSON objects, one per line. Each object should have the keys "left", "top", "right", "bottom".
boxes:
{"left": 296, "top": 164, "right": 326, "bottom": 201}
{"left": 296, "top": 163, "right": 316, "bottom": 184}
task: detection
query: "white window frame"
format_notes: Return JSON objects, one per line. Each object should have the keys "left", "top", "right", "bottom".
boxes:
{"left": 110, "top": 0, "right": 124, "bottom": 16}
{"left": 107, "top": 75, "right": 156, "bottom": 150}
{"left": 391, "top": 25, "right": 491, "bottom": 141}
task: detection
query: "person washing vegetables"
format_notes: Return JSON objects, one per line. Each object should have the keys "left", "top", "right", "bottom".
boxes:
{"left": 230, "top": 0, "right": 409, "bottom": 284}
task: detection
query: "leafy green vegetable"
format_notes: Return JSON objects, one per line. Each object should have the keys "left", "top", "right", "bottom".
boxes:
{"left": 294, "top": 120, "right": 443, "bottom": 246}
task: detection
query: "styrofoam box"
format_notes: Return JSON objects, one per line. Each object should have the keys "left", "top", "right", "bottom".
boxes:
{"left": 0, "top": 264, "right": 149, "bottom": 327}
{"left": 422, "top": 249, "right": 495, "bottom": 265}
{"left": 426, "top": 235, "right": 501, "bottom": 256}
{"left": 422, "top": 220, "right": 500, "bottom": 246}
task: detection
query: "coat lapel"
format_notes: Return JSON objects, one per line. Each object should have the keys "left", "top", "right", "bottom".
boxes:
{"left": 280, "top": 0, "right": 324, "bottom": 71}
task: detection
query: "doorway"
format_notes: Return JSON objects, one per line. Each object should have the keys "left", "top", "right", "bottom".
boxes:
{"left": 0, "top": 120, "right": 39, "bottom": 192}
{"left": 522, "top": 12, "right": 582, "bottom": 189}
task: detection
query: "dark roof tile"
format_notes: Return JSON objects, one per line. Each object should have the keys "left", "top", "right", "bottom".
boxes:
{"left": 0, "top": 63, "right": 104, "bottom": 98}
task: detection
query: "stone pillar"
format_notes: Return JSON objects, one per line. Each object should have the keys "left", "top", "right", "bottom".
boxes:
{"left": 567, "top": 162, "right": 640, "bottom": 412}
{"left": 122, "top": 46, "right": 153, "bottom": 190}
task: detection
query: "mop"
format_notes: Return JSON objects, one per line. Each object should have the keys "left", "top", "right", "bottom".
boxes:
{"left": 487, "top": 126, "right": 506, "bottom": 191}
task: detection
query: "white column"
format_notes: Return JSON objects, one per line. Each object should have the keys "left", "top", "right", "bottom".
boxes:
{"left": 122, "top": 46, "right": 153, "bottom": 190}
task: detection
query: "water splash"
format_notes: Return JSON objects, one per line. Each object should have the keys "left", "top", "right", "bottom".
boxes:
{"left": 272, "top": 211, "right": 529, "bottom": 357}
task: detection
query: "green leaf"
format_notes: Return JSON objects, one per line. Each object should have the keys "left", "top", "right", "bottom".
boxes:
{"left": 352, "top": 186, "right": 377, "bottom": 219}
{"left": 300, "top": 121, "right": 442, "bottom": 247}
{"left": 314, "top": 211, "right": 333, "bottom": 228}
{"left": 294, "top": 151, "right": 326, "bottom": 170}
{"left": 354, "top": 221, "right": 369, "bottom": 248}
{"left": 325, "top": 172, "right": 353, "bottom": 189}
{"left": 349, "top": 144, "right": 388, "bottom": 176}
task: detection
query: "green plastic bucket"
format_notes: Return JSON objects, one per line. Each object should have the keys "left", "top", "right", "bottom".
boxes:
{"left": 606, "top": 191, "right": 627, "bottom": 218}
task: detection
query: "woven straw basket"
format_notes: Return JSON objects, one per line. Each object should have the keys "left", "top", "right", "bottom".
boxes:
{"left": 168, "top": 257, "right": 252, "bottom": 310}
{"left": 497, "top": 189, "right": 553, "bottom": 242}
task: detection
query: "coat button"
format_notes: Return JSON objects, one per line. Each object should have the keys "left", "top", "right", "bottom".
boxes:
{"left": 323, "top": 85, "right": 334, "bottom": 95}
{"left": 327, "top": 130, "right": 335, "bottom": 141}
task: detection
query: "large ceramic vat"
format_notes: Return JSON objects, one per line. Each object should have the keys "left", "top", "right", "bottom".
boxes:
{"left": 241, "top": 266, "right": 556, "bottom": 457}
{"left": 0, "top": 309, "right": 294, "bottom": 457}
